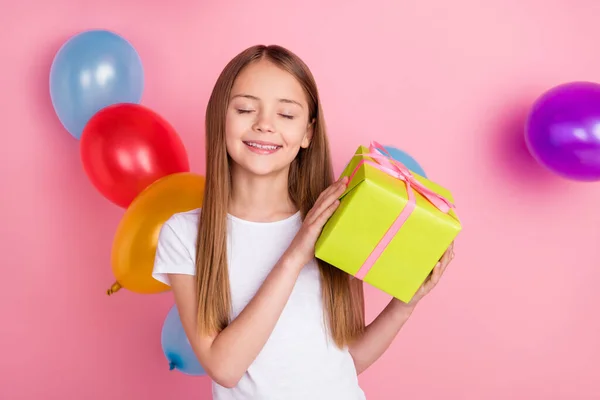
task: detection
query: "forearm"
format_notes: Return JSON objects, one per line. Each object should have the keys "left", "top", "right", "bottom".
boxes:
{"left": 349, "top": 299, "right": 415, "bottom": 374}
{"left": 209, "top": 254, "right": 302, "bottom": 384}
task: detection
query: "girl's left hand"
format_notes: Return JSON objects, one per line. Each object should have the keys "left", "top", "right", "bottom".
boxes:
{"left": 404, "top": 241, "right": 455, "bottom": 307}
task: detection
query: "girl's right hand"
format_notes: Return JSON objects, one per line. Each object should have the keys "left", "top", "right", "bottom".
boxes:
{"left": 284, "top": 176, "right": 349, "bottom": 268}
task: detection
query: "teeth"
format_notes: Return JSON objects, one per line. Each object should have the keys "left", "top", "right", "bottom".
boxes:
{"left": 246, "top": 142, "right": 280, "bottom": 150}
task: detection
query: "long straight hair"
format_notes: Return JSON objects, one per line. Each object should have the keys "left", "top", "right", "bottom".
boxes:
{"left": 195, "top": 44, "right": 365, "bottom": 347}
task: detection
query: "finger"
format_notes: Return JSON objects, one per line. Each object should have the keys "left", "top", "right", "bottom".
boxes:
{"left": 430, "top": 262, "right": 443, "bottom": 285}
{"left": 422, "top": 262, "right": 438, "bottom": 286}
{"left": 436, "top": 260, "right": 453, "bottom": 285}
{"left": 441, "top": 247, "right": 455, "bottom": 273}
{"left": 306, "top": 191, "right": 340, "bottom": 225}
{"left": 440, "top": 244, "right": 453, "bottom": 264}
{"left": 306, "top": 179, "right": 347, "bottom": 224}
{"left": 311, "top": 198, "right": 341, "bottom": 230}
{"left": 419, "top": 279, "right": 433, "bottom": 297}
{"left": 421, "top": 275, "right": 433, "bottom": 292}
{"left": 440, "top": 253, "right": 451, "bottom": 268}
{"left": 307, "top": 177, "right": 346, "bottom": 218}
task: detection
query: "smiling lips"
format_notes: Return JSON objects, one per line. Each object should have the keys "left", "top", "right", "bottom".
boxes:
{"left": 243, "top": 140, "right": 282, "bottom": 155}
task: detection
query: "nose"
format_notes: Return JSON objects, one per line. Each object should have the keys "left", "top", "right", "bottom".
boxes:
{"left": 252, "top": 111, "right": 275, "bottom": 133}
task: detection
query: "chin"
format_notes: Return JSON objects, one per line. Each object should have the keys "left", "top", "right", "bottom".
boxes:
{"left": 239, "top": 161, "right": 287, "bottom": 177}
{"left": 228, "top": 155, "right": 288, "bottom": 178}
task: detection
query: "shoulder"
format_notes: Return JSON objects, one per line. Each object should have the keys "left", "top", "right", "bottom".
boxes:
{"left": 162, "top": 208, "right": 201, "bottom": 238}
{"left": 159, "top": 208, "right": 202, "bottom": 255}
{"left": 152, "top": 208, "right": 201, "bottom": 285}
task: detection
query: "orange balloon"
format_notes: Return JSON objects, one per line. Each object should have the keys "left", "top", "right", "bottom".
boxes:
{"left": 107, "top": 172, "right": 205, "bottom": 295}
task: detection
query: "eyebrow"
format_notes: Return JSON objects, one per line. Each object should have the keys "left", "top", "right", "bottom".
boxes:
{"left": 230, "top": 94, "right": 304, "bottom": 108}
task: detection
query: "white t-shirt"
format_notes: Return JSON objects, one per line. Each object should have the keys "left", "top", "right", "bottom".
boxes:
{"left": 152, "top": 209, "right": 366, "bottom": 400}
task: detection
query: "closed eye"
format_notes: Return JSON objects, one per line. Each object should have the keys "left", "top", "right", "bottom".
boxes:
{"left": 236, "top": 109, "right": 254, "bottom": 114}
{"left": 279, "top": 114, "right": 294, "bottom": 120}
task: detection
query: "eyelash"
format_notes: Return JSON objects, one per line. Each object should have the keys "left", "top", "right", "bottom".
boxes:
{"left": 236, "top": 109, "right": 294, "bottom": 119}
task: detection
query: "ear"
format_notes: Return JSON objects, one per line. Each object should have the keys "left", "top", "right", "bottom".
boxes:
{"left": 301, "top": 118, "right": 315, "bottom": 149}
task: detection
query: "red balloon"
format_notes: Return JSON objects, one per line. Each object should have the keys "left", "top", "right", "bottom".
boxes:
{"left": 80, "top": 103, "right": 190, "bottom": 208}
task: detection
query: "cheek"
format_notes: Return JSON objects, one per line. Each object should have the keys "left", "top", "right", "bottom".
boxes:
{"left": 283, "top": 124, "right": 309, "bottom": 146}
{"left": 225, "top": 114, "right": 246, "bottom": 140}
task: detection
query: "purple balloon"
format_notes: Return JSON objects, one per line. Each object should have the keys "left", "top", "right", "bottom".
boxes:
{"left": 525, "top": 81, "right": 600, "bottom": 181}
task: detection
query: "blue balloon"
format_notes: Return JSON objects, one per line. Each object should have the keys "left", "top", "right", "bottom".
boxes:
{"left": 383, "top": 146, "right": 427, "bottom": 177}
{"left": 49, "top": 29, "right": 144, "bottom": 139}
{"left": 161, "top": 305, "right": 206, "bottom": 376}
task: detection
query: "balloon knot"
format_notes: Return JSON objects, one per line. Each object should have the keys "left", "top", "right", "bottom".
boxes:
{"left": 106, "top": 281, "right": 122, "bottom": 296}
{"left": 169, "top": 361, "right": 176, "bottom": 371}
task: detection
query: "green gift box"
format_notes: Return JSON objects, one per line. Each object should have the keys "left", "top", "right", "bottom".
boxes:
{"left": 315, "top": 142, "right": 462, "bottom": 303}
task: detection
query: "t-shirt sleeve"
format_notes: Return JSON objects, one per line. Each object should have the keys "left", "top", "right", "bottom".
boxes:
{"left": 152, "top": 215, "right": 196, "bottom": 286}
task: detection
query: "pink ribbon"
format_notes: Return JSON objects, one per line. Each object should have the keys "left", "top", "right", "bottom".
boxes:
{"left": 347, "top": 141, "right": 456, "bottom": 280}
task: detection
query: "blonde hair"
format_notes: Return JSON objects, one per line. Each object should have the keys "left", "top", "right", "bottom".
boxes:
{"left": 195, "top": 44, "right": 365, "bottom": 347}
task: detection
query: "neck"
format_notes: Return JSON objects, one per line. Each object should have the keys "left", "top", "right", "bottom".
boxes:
{"left": 228, "top": 165, "right": 297, "bottom": 222}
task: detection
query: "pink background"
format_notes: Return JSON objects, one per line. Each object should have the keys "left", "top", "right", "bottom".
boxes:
{"left": 3, "top": 0, "right": 600, "bottom": 399}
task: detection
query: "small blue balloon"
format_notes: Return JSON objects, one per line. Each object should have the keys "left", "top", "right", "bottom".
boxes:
{"left": 161, "top": 305, "right": 206, "bottom": 376}
{"left": 383, "top": 146, "right": 427, "bottom": 177}
{"left": 49, "top": 29, "right": 144, "bottom": 139}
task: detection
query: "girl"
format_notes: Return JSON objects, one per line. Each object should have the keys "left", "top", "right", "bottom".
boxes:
{"left": 152, "top": 44, "right": 454, "bottom": 400}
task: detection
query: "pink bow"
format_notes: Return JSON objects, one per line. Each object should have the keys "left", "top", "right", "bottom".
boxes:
{"left": 346, "top": 141, "right": 456, "bottom": 280}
